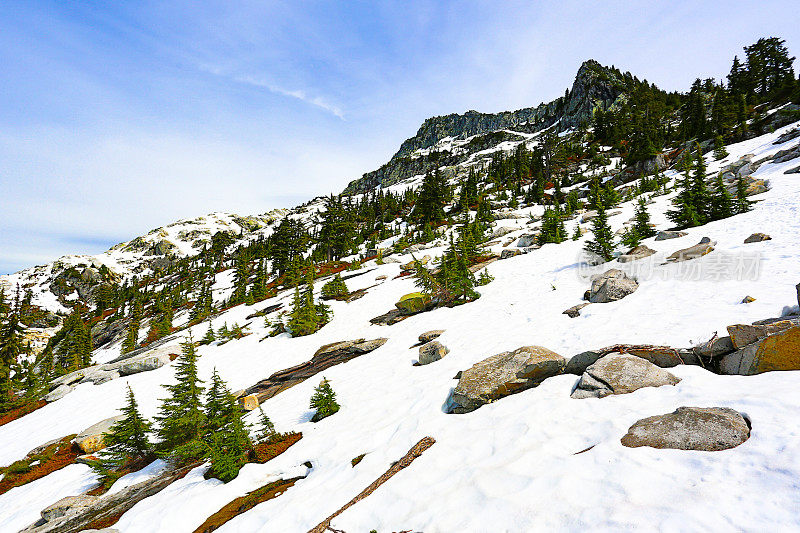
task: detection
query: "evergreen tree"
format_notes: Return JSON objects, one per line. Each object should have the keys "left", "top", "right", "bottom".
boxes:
{"left": 155, "top": 335, "right": 206, "bottom": 462}
{"left": 713, "top": 135, "right": 729, "bottom": 160}
{"left": 710, "top": 174, "right": 734, "bottom": 221}
{"left": 0, "top": 299, "right": 24, "bottom": 409}
{"left": 620, "top": 227, "right": 641, "bottom": 249}
{"left": 256, "top": 406, "right": 277, "bottom": 443}
{"left": 201, "top": 324, "right": 216, "bottom": 345}
{"left": 201, "top": 370, "right": 252, "bottom": 482}
{"left": 121, "top": 301, "right": 141, "bottom": 354}
{"left": 321, "top": 274, "right": 349, "bottom": 299}
{"left": 538, "top": 205, "right": 567, "bottom": 245}
{"left": 735, "top": 175, "right": 753, "bottom": 214}
{"left": 584, "top": 201, "right": 615, "bottom": 262}
{"left": 310, "top": 377, "right": 340, "bottom": 422}
{"left": 633, "top": 198, "right": 656, "bottom": 238}
{"left": 91, "top": 385, "right": 153, "bottom": 486}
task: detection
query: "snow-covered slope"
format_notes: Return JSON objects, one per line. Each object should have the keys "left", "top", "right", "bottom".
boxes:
{"left": 1, "top": 121, "right": 799, "bottom": 532}
{"left": 0, "top": 210, "right": 288, "bottom": 314}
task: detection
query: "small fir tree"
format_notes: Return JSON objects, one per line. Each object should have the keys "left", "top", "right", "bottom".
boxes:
{"left": 91, "top": 385, "right": 153, "bottom": 486}
{"left": 633, "top": 198, "right": 656, "bottom": 238}
{"left": 155, "top": 335, "right": 206, "bottom": 462}
{"left": 584, "top": 201, "right": 615, "bottom": 262}
{"left": 735, "top": 175, "right": 752, "bottom": 213}
{"left": 310, "top": 377, "right": 340, "bottom": 422}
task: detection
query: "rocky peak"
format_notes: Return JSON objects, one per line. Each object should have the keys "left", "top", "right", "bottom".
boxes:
{"left": 343, "top": 60, "right": 631, "bottom": 194}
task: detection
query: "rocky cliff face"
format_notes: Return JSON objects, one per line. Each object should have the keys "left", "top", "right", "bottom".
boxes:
{"left": 343, "top": 60, "right": 630, "bottom": 194}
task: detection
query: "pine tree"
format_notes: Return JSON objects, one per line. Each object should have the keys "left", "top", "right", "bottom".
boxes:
{"left": 0, "top": 301, "right": 24, "bottom": 409}
{"left": 91, "top": 385, "right": 153, "bottom": 486}
{"left": 735, "top": 174, "right": 752, "bottom": 214}
{"left": 121, "top": 301, "right": 141, "bottom": 354}
{"left": 155, "top": 335, "right": 206, "bottom": 462}
{"left": 201, "top": 324, "right": 216, "bottom": 345}
{"left": 689, "top": 144, "right": 712, "bottom": 223}
{"left": 538, "top": 205, "right": 567, "bottom": 245}
{"left": 201, "top": 372, "right": 252, "bottom": 483}
{"left": 713, "top": 135, "right": 729, "bottom": 160}
{"left": 584, "top": 201, "right": 615, "bottom": 262}
{"left": 321, "top": 274, "right": 349, "bottom": 299}
{"left": 710, "top": 174, "right": 733, "bottom": 221}
{"left": 620, "top": 227, "right": 641, "bottom": 249}
{"left": 256, "top": 406, "right": 277, "bottom": 443}
{"left": 633, "top": 198, "right": 656, "bottom": 238}
{"left": 310, "top": 377, "right": 340, "bottom": 422}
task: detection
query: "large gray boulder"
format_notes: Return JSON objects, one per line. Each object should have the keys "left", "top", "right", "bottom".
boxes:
{"left": 450, "top": 346, "right": 565, "bottom": 413}
{"left": 571, "top": 353, "right": 680, "bottom": 399}
{"left": 418, "top": 341, "right": 449, "bottom": 365}
{"left": 589, "top": 269, "right": 638, "bottom": 303}
{"left": 621, "top": 407, "right": 750, "bottom": 451}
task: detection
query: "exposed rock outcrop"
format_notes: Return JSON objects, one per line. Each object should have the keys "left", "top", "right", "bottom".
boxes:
{"left": 244, "top": 338, "right": 388, "bottom": 403}
{"left": 719, "top": 324, "right": 800, "bottom": 375}
{"left": 74, "top": 416, "right": 125, "bottom": 454}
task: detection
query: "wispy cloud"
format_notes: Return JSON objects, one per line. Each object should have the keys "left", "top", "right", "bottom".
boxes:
{"left": 235, "top": 74, "right": 345, "bottom": 119}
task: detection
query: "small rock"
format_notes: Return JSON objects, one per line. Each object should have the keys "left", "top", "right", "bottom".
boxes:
{"left": 617, "top": 245, "right": 656, "bottom": 263}
{"left": 571, "top": 353, "right": 680, "bottom": 399}
{"left": 500, "top": 249, "right": 521, "bottom": 259}
{"left": 621, "top": 407, "right": 750, "bottom": 451}
{"left": 744, "top": 233, "right": 771, "bottom": 243}
{"left": 655, "top": 230, "right": 687, "bottom": 241}
{"left": 693, "top": 335, "right": 735, "bottom": 359}
{"left": 563, "top": 303, "right": 590, "bottom": 318}
{"left": 239, "top": 394, "right": 259, "bottom": 411}
{"left": 375, "top": 275, "right": 387, "bottom": 281}
{"left": 418, "top": 341, "right": 449, "bottom": 365}
{"left": 516, "top": 234, "right": 538, "bottom": 248}
{"left": 741, "top": 295, "right": 756, "bottom": 304}
{"left": 565, "top": 350, "right": 602, "bottom": 375}
{"left": 450, "top": 346, "right": 565, "bottom": 413}
{"left": 401, "top": 255, "right": 430, "bottom": 272}
{"left": 74, "top": 416, "right": 125, "bottom": 454}
{"left": 666, "top": 238, "right": 715, "bottom": 262}
{"left": 418, "top": 330, "right": 444, "bottom": 344}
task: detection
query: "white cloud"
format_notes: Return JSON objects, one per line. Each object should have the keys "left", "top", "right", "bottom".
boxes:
{"left": 239, "top": 76, "right": 346, "bottom": 120}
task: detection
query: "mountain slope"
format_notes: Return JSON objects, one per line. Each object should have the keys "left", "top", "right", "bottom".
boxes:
{"left": 0, "top": 119, "right": 799, "bottom": 531}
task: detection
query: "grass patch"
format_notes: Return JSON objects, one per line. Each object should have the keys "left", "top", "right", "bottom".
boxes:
{"left": 192, "top": 477, "right": 303, "bottom": 533}
{"left": 0, "top": 434, "right": 80, "bottom": 496}
{"left": 0, "top": 400, "right": 47, "bottom": 428}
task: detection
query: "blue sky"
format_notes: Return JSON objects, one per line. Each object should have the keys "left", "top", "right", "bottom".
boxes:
{"left": 1, "top": 1, "right": 798, "bottom": 274}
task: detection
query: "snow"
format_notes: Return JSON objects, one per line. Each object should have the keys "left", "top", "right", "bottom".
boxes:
{"left": 0, "top": 464, "right": 97, "bottom": 532}
{"left": 0, "top": 121, "right": 799, "bottom": 531}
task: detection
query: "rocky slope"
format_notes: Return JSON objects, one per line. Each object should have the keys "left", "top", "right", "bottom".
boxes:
{"left": 343, "top": 59, "right": 630, "bottom": 193}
